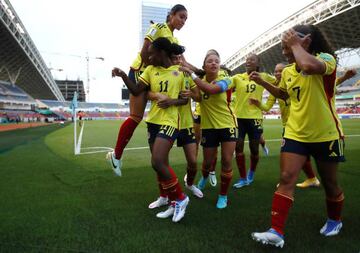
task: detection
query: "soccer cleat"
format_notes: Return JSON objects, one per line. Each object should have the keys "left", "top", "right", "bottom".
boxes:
{"left": 156, "top": 205, "right": 175, "bottom": 219}
{"left": 185, "top": 184, "right": 204, "bottom": 198}
{"left": 106, "top": 151, "right": 122, "bottom": 176}
{"left": 233, "top": 178, "right": 249, "bottom": 188}
{"left": 197, "top": 176, "right": 208, "bottom": 190}
{"left": 251, "top": 229, "right": 285, "bottom": 248}
{"left": 296, "top": 177, "right": 321, "bottom": 188}
{"left": 148, "top": 196, "right": 169, "bottom": 209}
{"left": 262, "top": 145, "right": 270, "bottom": 156}
{"left": 247, "top": 169, "right": 255, "bottom": 184}
{"left": 172, "top": 196, "right": 190, "bottom": 222}
{"left": 216, "top": 195, "right": 228, "bottom": 209}
{"left": 320, "top": 219, "right": 343, "bottom": 236}
{"left": 209, "top": 171, "right": 217, "bottom": 187}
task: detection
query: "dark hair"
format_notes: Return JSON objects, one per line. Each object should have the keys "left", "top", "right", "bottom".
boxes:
{"left": 246, "top": 53, "right": 261, "bottom": 71}
{"left": 293, "top": 24, "right": 335, "bottom": 57}
{"left": 152, "top": 37, "right": 185, "bottom": 56}
{"left": 203, "top": 49, "right": 220, "bottom": 68}
{"left": 220, "top": 65, "right": 232, "bottom": 76}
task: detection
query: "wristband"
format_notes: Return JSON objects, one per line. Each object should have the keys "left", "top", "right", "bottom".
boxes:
{"left": 191, "top": 72, "right": 198, "bottom": 80}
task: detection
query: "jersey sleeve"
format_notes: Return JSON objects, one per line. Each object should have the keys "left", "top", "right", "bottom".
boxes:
{"left": 259, "top": 95, "right": 276, "bottom": 112}
{"left": 318, "top": 53, "right": 336, "bottom": 75}
{"left": 138, "top": 66, "right": 152, "bottom": 86}
{"left": 278, "top": 74, "right": 287, "bottom": 92}
{"left": 262, "top": 73, "right": 277, "bottom": 85}
{"left": 145, "top": 23, "right": 168, "bottom": 42}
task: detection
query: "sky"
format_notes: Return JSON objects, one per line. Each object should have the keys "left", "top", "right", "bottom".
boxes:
{"left": 9, "top": 0, "right": 318, "bottom": 103}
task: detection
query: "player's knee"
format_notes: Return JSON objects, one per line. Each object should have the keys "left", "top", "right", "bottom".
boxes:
{"left": 279, "top": 170, "right": 296, "bottom": 185}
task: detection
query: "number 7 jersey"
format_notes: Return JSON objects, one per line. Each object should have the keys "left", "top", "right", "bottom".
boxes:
{"left": 279, "top": 53, "right": 343, "bottom": 142}
{"left": 139, "top": 65, "right": 184, "bottom": 128}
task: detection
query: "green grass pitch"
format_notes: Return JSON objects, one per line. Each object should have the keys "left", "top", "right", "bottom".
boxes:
{"left": 0, "top": 119, "right": 359, "bottom": 252}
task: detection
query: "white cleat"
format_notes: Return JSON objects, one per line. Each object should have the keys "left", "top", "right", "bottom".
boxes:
{"left": 185, "top": 184, "right": 204, "bottom": 198}
{"left": 106, "top": 151, "right": 122, "bottom": 176}
{"left": 172, "top": 196, "right": 190, "bottom": 223}
{"left": 209, "top": 171, "right": 217, "bottom": 187}
{"left": 156, "top": 205, "right": 175, "bottom": 219}
{"left": 148, "top": 196, "right": 169, "bottom": 209}
{"left": 251, "top": 229, "right": 285, "bottom": 248}
{"left": 262, "top": 145, "right": 270, "bottom": 156}
{"left": 183, "top": 173, "right": 187, "bottom": 184}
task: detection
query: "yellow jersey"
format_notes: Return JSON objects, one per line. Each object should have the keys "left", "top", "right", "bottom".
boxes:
{"left": 200, "top": 76, "right": 237, "bottom": 129}
{"left": 131, "top": 23, "right": 179, "bottom": 71}
{"left": 279, "top": 53, "right": 343, "bottom": 142}
{"left": 232, "top": 72, "right": 276, "bottom": 119}
{"left": 260, "top": 95, "right": 290, "bottom": 127}
{"left": 139, "top": 65, "right": 184, "bottom": 128}
{"left": 179, "top": 76, "right": 196, "bottom": 129}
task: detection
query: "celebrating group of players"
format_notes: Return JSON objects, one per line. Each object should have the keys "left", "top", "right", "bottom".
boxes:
{"left": 108, "top": 4, "right": 351, "bottom": 248}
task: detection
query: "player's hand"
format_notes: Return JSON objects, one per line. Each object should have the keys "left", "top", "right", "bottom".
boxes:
{"left": 179, "top": 66, "right": 192, "bottom": 75}
{"left": 249, "top": 71, "right": 263, "bottom": 85}
{"left": 249, "top": 98, "right": 260, "bottom": 106}
{"left": 343, "top": 69, "right": 357, "bottom": 80}
{"left": 282, "top": 29, "right": 310, "bottom": 48}
{"left": 155, "top": 93, "right": 169, "bottom": 101}
{"left": 157, "top": 97, "right": 173, "bottom": 109}
{"left": 112, "top": 67, "right": 127, "bottom": 78}
{"left": 180, "top": 90, "right": 192, "bottom": 99}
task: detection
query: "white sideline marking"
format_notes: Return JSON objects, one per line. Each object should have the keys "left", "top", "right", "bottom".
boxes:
{"left": 76, "top": 134, "right": 360, "bottom": 155}
{"left": 75, "top": 122, "right": 85, "bottom": 154}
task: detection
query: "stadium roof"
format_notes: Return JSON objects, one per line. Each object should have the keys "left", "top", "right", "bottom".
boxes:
{"left": 0, "top": 0, "right": 64, "bottom": 101}
{"left": 225, "top": 0, "right": 360, "bottom": 73}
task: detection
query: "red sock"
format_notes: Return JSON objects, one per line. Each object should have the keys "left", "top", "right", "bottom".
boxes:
{"left": 235, "top": 153, "right": 247, "bottom": 179}
{"left": 209, "top": 156, "right": 217, "bottom": 172}
{"left": 186, "top": 167, "right": 197, "bottom": 186}
{"left": 250, "top": 154, "right": 259, "bottom": 172}
{"left": 156, "top": 174, "right": 167, "bottom": 198}
{"left": 220, "top": 170, "right": 233, "bottom": 195}
{"left": 271, "top": 192, "right": 294, "bottom": 235}
{"left": 326, "top": 192, "right": 344, "bottom": 221}
{"left": 302, "top": 159, "right": 316, "bottom": 179}
{"left": 160, "top": 166, "right": 185, "bottom": 201}
{"left": 114, "top": 118, "right": 139, "bottom": 159}
{"left": 201, "top": 162, "right": 210, "bottom": 178}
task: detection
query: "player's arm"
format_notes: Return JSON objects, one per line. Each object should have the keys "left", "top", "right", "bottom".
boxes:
{"left": 112, "top": 67, "right": 147, "bottom": 96}
{"left": 249, "top": 95, "right": 275, "bottom": 112}
{"left": 283, "top": 29, "right": 326, "bottom": 75}
{"left": 249, "top": 71, "right": 289, "bottom": 100}
{"left": 157, "top": 96, "right": 188, "bottom": 109}
{"left": 180, "top": 86, "right": 201, "bottom": 102}
{"left": 139, "top": 39, "right": 152, "bottom": 67}
{"left": 336, "top": 69, "right": 357, "bottom": 86}
{"left": 147, "top": 91, "right": 168, "bottom": 101}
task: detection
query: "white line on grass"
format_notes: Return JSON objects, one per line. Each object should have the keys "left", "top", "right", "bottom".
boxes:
{"left": 75, "top": 122, "right": 85, "bottom": 154}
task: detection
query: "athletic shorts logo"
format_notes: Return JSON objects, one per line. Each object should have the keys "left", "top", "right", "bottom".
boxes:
{"left": 202, "top": 136, "right": 206, "bottom": 144}
{"left": 281, "top": 138, "right": 286, "bottom": 147}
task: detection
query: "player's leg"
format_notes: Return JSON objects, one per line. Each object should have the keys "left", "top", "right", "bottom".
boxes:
{"left": 151, "top": 127, "right": 189, "bottom": 222}
{"left": 246, "top": 119, "right": 263, "bottom": 184}
{"left": 233, "top": 119, "right": 247, "bottom": 188}
{"left": 260, "top": 133, "right": 269, "bottom": 156}
{"left": 183, "top": 142, "right": 203, "bottom": 198}
{"left": 216, "top": 138, "right": 236, "bottom": 209}
{"left": 252, "top": 139, "right": 308, "bottom": 247}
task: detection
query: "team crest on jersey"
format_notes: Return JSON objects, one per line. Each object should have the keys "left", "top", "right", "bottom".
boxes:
{"left": 172, "top": 71, "right": 179, "bottom": 76}
{"left": 155, "top": 72, "right": 160, "bottom": 76}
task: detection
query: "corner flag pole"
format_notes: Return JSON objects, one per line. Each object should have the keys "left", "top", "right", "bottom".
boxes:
{"left": 71, "top": 92, "right": 78, "bottom": 155}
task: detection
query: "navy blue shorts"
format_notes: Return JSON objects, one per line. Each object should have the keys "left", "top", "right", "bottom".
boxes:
{"left": 193, "top": 114, "right": 201, "bottom": 124}
{"left": 201, "top": 128, "right": 238, "bottom": 148}
{"left": 237, "top": 118, "right": 263, "bottom": 141}
{"left": 147, "top": 123, "right": 179, "bottom": 145}
{"left": 281, "top": 138, "right": 345, "bottom": 162}
{"left": 177, "top": 128, "right": 196, "bottom": 147}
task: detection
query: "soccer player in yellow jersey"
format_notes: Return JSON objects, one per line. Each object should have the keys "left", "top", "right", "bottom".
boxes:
{"left": 147, "top": 53, "right": 204, "bottom": 219}
{"left": 251, "top": 25, "right": 345, "bottom": 247}
{"left": 250, "top": 63, "right": 321, "bottom": 188}
{"left": 112, "top": 38, "right": 191, "bottom": 223}
{"left": 180, "top": 50, "right": 237, "bottom": 209}
{"left": 231, "top": 54, "right": 277, "bottom": 188}
{"left": 107, "top": 4, "right": 188, "bottom": 177}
